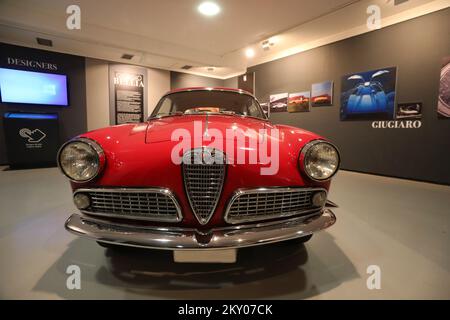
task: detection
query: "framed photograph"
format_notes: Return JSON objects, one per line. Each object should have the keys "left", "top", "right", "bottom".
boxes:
{"left": 270, "top": 93, "right": 288, "bottom": 113}
{"left": 437, "top": 56, "right": 450, "bottom": 118}
{"left": 288, "top": 91, "right": 310, "bottom": 112}
{"left": 311, "top": 81, "right": 333, "bottom": 107}
{"left": 397, "top": 102, "right": 422, "bottom": 119}
{"left": 340, "top": 67, "right": 397, "bottom": 120}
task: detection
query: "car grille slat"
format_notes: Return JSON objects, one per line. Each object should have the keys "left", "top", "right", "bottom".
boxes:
{"left": 225, "top": 188, "right": 324, "bottom": 224}
{"left": 183, "top": 148, "right": 226, "bottom": 225}
{"left": 76, "top": 189, "right": 181, "bottom": 222}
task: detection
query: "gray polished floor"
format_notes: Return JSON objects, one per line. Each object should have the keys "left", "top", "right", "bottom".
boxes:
{"left": 0, "top": 166, "right": 449, "bottom": 299}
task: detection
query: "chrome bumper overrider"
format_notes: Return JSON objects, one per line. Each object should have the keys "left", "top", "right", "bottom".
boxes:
{"left": 65, "top": 210, "right": 336, "bottom": 250}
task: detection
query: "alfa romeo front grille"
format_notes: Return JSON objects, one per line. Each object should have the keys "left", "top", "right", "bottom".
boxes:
{"left": 182, "top": 148, "right": 226, "bottom": 225}
{"left": 74, "top": 188, "right": 182, "bottom": 222}
{"left": 225, "top": 188, "right": 325, "bottom": 224}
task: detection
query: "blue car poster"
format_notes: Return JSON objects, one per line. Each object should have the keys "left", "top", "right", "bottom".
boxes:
{"left": 340, "top": 67, "right": 397, "bottom": 120}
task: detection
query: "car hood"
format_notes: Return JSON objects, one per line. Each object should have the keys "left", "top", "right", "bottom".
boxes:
{"left": 145, "top": 114, "right": 270, "bottom": 143}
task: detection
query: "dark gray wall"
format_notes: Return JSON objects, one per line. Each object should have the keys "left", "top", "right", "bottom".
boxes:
{"left": 0, "top": 43, "right": 87, "bottom": 165}
{"left": 171, "top": 71, "right": 224, "bottom": 89}
{"left": 223, "top": 76, "right": 238, "bottom": 89}
{"left": 170, "top": 72, "right": 239, "bottom": 92}
{"left": 249, "top": 8, "right": 450, "bottom": 185}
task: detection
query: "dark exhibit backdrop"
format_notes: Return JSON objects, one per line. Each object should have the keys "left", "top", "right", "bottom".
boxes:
{"left": 0, "top": 43, "right": 87, "bottom": 165}
{"left": 247, "top": 8, "right": 450, "bottom": 185}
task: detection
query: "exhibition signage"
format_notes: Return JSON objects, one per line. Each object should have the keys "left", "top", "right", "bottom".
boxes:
{"left": 371, "top": 120, "right": 422, "bottom": 129}
{"left": 6, "top": 56, "right": 58, "bottom": 71}
{"left": 3, "top": 112, "right": 59, "bottom": 167}
{"left": 109, "top": 64, "right": 147, "bottom": 125}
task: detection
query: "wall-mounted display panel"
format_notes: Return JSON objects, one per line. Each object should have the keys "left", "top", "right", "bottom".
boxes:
{"left": 0, "top": 68, "right": 68, "bottom": 106}
{"left": 311, "top": 81, "right": 333, "bottom": 107}
{"left": 396, "top": 102, "right": 422, "bottom": 119}
{"left": 340, "top": 67, "right": 397, "bottom": 120}
{"left": 109, "top": 64, "right": 147, "bottom": 125}
{"left": 288, "top": 91, "right": 310, "bottom": 112}
{"left": 437, "top": 56, "right": 450, "bottom": 118}
{"left": 269, "top": 93, "right": 288, "bottom": 113}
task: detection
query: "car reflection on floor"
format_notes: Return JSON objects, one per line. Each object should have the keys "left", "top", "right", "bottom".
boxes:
{"left": 31, "top": 229, "right": 357, "bottom": 299}
{"left": 100, "top": 240, "right": 309, "bottom": 290}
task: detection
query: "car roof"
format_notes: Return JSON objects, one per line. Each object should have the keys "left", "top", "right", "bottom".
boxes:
{"left": 165, "top": 87, "right": 254, "bottom": 97}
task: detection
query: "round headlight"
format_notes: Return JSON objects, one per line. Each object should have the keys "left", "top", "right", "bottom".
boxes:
{"left": 58, "top": 138, "right": 105, "bottom": 182}
{"left": 301, "top": 140, "right": 340, "bottom": 181}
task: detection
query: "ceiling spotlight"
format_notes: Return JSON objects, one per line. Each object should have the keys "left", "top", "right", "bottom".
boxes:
{"left": 262, "top": 37, "right": 278, "bottom": 51}
{"left": 198, "top": 2, "right": 221, "bottom": 16}
{"left": 245, "top": 48, "right": 255, "bottom": 58}
{"left": 261, "top": 38, "right": 275, "bottom": 51}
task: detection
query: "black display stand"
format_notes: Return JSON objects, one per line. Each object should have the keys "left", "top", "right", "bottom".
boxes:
{"left": 3, "top": 112, "right": 60, "bottom": 168}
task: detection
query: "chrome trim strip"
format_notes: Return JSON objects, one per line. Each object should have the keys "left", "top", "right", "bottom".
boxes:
{"left": 299, "top": 140, "right": 341, "bottom": 182}
{"left": 65, "top": 209, "right": 336, "bottom": 250}
{"left": 204, "top": 112, "right": 209, "bottom": 137}
{"left": 224, "top": 187, "right": 327, "bottom": 224}
{"left": 74, "top": 188, "right": 183, "bottom": 223}
{"left": 57, "top": 137, "right": 106, "bottom": 183}
{"left": 326, "top": 200, "right": 339, "bottom": 208}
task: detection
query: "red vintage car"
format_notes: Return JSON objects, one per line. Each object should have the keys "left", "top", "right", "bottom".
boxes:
{"left": 58, "top": 87, "right": 339, "bottom": 263}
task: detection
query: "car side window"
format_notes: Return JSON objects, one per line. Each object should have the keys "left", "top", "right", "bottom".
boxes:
{"left": 157, "top": 98, "right": 173, "bottom": 115}
{"left": 247, "top": 99, "right": 264, "bottom": 118}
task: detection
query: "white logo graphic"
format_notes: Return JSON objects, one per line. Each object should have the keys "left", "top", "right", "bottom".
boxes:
{"left": 171, "top": 121, "right": 280, "bottom": 176}
{"left": 66, "top": 4, "right": 81, "bottom": 30}
{"left": 66, "top": 265, "right": 81, "bottom": 290}
{"left": 366, "top": 265, "right": 382, "bottom": 290}
{"left": 366, "top": 5, "right": 381, "bottom": 30}
{"left": 19, "top": 128, "right": 47, "bottom": 143}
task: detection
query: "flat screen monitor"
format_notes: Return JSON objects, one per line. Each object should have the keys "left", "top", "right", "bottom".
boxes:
{"left": 0, "top": 68, "right": 69, "bottom": 106}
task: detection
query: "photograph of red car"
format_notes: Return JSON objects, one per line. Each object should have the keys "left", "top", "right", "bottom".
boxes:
{"left": 311, "top": 81, "right": 333, "bottom": 107}
{"left": 288, "top": 91, "right": 311, "bottom": 112}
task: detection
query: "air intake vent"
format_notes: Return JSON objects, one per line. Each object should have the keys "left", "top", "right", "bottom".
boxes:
{"left": 74, "top": 188, "right": 182, "bottom": 222}
{"left": 36, "top": 37, "right": 53, "bottom": 47}
{"left": 225, "top": 188, "right": 322, "bottom": 224}
{"left": 182, "top": 148, "right": 226, "bottom": 225}
{"left": 181, "top": 65, "right": 193, "bottom": 70}
{"left": 121, "top": 54, "right": 134, "bottom": 60}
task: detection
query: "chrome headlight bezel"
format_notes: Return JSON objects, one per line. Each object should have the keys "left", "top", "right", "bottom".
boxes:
{"left": 299, "top": 140, "right": 340, "bottom": 181}
{"left": 57, "top": 137, "right": 105, "bottom": 183}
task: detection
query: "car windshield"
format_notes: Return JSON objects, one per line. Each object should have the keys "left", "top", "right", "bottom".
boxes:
{"left": 150, "top": 90, "right": 266, "bottom": 119}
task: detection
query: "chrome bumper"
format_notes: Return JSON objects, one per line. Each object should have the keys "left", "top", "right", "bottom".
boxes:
{"left": 65, "top": 209, "right": 336, "bottom": 250}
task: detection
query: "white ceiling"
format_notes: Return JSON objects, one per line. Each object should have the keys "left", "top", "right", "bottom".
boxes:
{"left": 75, "top": 0, "right": 357, "bottom": 56}
{"left": 0, "top": 0, "right": 447, "bottom": 78}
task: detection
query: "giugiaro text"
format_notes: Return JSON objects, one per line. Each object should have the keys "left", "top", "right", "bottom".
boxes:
{"left": 372, "top": 120, "right": 422, "bottom": 129}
